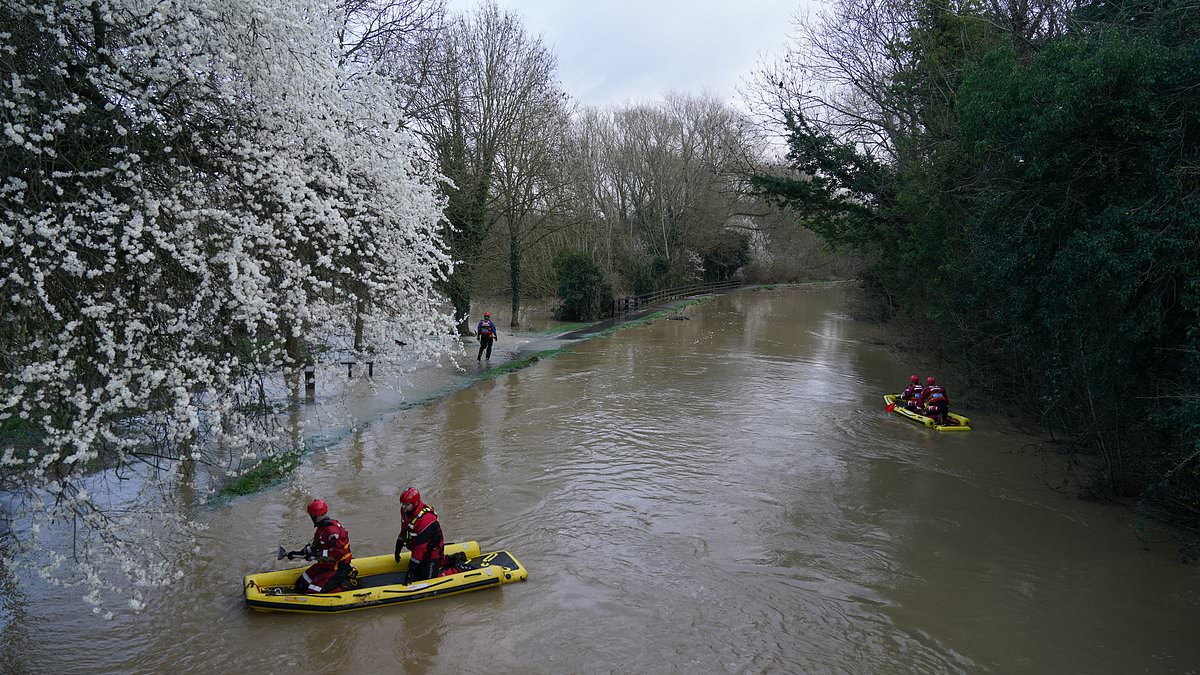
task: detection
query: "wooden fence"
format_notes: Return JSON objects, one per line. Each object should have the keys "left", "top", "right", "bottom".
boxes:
{"left": 609, "top": 279, "right": 743, "bottom": 317}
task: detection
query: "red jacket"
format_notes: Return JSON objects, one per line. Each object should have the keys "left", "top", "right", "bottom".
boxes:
{"left": 399, "top": 502, "right": 444, "bottom": 564}
{"left": 925, "top": 385, "right": 949, "bottom": 408}
{"left": 311, "top": 517, "right": 352, "bottom": 565}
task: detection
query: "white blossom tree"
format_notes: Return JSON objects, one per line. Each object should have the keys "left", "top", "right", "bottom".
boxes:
{"left": 0, "top": 0, "right": 454, "bottom": 614}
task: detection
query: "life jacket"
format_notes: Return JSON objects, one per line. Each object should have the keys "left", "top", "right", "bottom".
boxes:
{"left": 905, "top": 383, "right": 924, "bottom": 401}
{"left": 478, "top": 320, "right": 496, "bottom": 338}
{"left": 312, "top": 517, "right": 352, "bottom": 564}
{"left": 399, "top": 505, "right": 435, "bottom": 548}
{"left": 401, "top": 503, "right": 444, "bottom": 564}
{"left": 926, "top": 385, "right": 948, "bottom": 406}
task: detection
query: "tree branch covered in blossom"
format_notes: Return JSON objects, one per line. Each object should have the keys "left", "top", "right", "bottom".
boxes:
{"left": 1, "top": 0, "right": 454, "bottom": 614}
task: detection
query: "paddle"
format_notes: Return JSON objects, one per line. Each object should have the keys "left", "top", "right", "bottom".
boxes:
{"left": 277, "top": 545, "right": 315, "bottom": 561}
{"left": 885, "top": 397, "right": 896, "bottom": 413}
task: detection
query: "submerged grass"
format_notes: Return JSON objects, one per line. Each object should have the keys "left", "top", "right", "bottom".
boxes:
{"left": 541, "top": 322, "right": 589, "bottom": 335}
{"left": 591, "top": 297, "right": 710, "bottom": 337}
{"left": 215, "top": 349, "right": 578, "bottom": 499}
{"left": 481, "top": 347, "right": 574, "bottom": 376}
{"left": 221, "top": 446, "right": 304, "bottom": 497}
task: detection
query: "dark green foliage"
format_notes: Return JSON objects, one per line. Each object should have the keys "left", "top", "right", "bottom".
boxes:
{"left": 616, "top": 251, "right": 705, "bottom": 292}
{"left": 658, "top": 255, "right": 702, "bottom": 288}
{"left": 702, "top": 231, "right": 752, "bottom": 282}
{"left": 626, "top": 258, "right": 661, "bottom": 296}
{"left": 436, "top": 142, "right": 493, "bottom": 331}
{"left": 955, "top": 29, "right": 1200, "bottom": 504}
{"left": 613, "top": 252, "right": 669, "bottom": 295}
{"left": 553, "top": 251, "right": 614, "bottom": 321}
{"left": 751, "top": 117, "right": 921, "bottom": 317}
{"left": 756, "top": 0, "right": 1200, "bottom": 530}
{"left": 750, "top": 113, "right": 896, "bottom": 252}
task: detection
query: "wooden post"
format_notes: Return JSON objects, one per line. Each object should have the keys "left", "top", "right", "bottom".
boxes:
{"left": 367, "top": 361, "right": 374, "bottom": 378}
{"left": 303, "top": 364, "right": 316, "bottom": 401}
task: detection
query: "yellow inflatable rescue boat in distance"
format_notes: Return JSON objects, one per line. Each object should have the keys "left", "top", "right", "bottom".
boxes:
{"left": 883, "top": 394, "right": 972, "bottom": 432}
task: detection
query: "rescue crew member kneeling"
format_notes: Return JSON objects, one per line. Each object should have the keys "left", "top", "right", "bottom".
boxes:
{"left": 295, "top": 499, "right": 357, "bottom": 594}
{"left": 395, "top": 487, "right": 445, "bottom": 584}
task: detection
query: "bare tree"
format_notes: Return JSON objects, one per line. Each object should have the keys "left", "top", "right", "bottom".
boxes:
{"left": 493, "top": 91, "right": 574, "bottom": 326}
{"left": 395, "top": 1, "right": 561, "bottom": 332}
{"left": 558, "top": 95, "right": 757, "bottom": 290}
{"left": 338, "top": 0, "right": 446, "bottom": 68}
{"left": 743, "top": 0, "right": 1076, "bottom": 163}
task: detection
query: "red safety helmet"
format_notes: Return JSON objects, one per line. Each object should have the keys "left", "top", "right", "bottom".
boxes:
{"left": 483, "top": 311, "right": 490, "bottom": 317}
{"left": 910, "top": 375, "right": 919, "bottom": 383}
{"left": 926, "top": 377, "right": 937, "bottom": 385}
{"left": 400, "top": 487, "right": 421, "bottom": 507}
{"left": 307, "top": 499, "right": 328, "bottom": 518}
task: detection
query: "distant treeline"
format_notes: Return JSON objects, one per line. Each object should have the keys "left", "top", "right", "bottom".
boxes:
{"left": 751, "top": 0, "right": 1199, "bottom": 535}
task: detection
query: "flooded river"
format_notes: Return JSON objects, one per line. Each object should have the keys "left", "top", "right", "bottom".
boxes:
{"left": 4, "top": 285, "right": 1199, "bottom": 674}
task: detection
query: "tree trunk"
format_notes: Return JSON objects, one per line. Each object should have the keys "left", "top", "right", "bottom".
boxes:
{"left": 444, "top": 268, "right": 474, "bottom": 335}
{"left": 353, "top": 297, "right": 365, "bottom": 353}
{"left": 509, "top": 225, "right": 521, "bottom": 327}
{"left": 284, "top": 323, "right": 303, "bottom": 400}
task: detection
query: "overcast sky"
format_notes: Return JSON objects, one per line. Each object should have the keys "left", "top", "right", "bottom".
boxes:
{"left": 446, "top": 0, "right": 825, "bottom": 108}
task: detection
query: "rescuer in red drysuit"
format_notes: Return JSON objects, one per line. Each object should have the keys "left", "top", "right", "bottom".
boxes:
{"left": 924, "top": 378, "right": 952, "bottom": 426}
{"left": 903, "top": 375, "right": 926, "bottom": 411}
{"left": 395, "top": 487, "right": 446, "bottom": 583}
{"left": 294, "top": 499, "right": 357, "bottom": 593}
{"left": 899, "top": 375, "right": 922, "bottom": 407}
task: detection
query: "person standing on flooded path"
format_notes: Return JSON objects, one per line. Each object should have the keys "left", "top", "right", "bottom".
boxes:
{"left": 476, "top": 311, "right": 498, "bottom": 361}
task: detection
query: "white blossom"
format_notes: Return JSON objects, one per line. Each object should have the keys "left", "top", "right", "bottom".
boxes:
{"left": 1, "top": 0, "right": 457, "bottom": 615}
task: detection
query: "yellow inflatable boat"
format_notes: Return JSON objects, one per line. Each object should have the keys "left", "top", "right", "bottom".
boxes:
{"left": 243, "top": 540, "right": 528, "bottom": 614}
{"left": 884, "top": 394, "right": 971, "bottom": 432}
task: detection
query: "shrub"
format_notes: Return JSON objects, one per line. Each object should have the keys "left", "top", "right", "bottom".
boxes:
{"left": 702, "top": 231, "right": 752, "bottom": 282}
{"left": 553, "top": 251, "right": 614, "bottom": 321}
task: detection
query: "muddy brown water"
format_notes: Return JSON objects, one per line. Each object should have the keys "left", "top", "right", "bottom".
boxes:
{"left": 4, "top": 285, "right": 1198, "bottom": 674}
